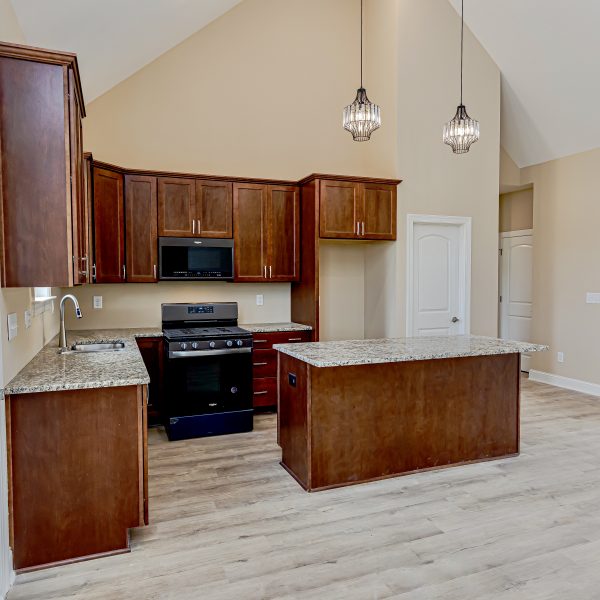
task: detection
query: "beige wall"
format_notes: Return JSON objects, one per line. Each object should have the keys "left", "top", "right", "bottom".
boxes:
{"left": 522, "top": 148, "right": 600, "bottom": 385}
{"left": 0, "top": 0, "right": 23, "bottom": 44}
{"left": 64, "top": 282, "right": 290, "bottom": 329}
{"left": 80, "top": 0, "right": 501, "bottom": 343}
{"left": 499, "top": 188, "right": 533, "bottom": 232}
{"left": 500, "top": 147, "right": 522, "bottom": 192}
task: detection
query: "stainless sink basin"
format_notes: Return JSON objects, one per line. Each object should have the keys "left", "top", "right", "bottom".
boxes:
{"left": 64, "top": 341, "right": 126, "bottom": 353}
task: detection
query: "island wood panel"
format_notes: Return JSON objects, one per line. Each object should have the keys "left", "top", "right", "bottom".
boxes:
{"left": 290, "top": 180, "right": 319, "bottom": 339}
{"left": 279, "top": 353, "right": 520, "bottom": 491}
{"left": 233, "top": 183, "right": 267, "bottom": 281}
{"left": 125, "top": 175, "right": 158, "bottom": 282}
{"left": 267, "top": 185, "right": 300, "bottom": 281}
{"left": 93, "top": 168, "right": 124, "bottom": 283}
{"left": 136, "top": 337, "right": 163, "bottom": 425}
{"left": 195, "top": 180, "right": 233, "bottom": 238}
{"left": 157, "top": 177, "right": 195, "bottom": 237}
{"left": 7, "top": 385, "right": 146, "bottom": 571}
{"left": 0, "top": 57, "right": 72, "bottom": 287}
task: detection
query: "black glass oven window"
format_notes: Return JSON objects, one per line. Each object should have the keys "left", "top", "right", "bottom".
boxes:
{"left": 161, "top": 245, "right": 233, "bottom": 278}
{"left": 187, "top": 362, "right": 221, "bottom": 395}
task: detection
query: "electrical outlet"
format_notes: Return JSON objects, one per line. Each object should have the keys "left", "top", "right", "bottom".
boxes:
{"left": 93, "top": 296, "right": 103, "bottom": 309}
{"left": 586, "top": 292, "right": 600, "bottom": 304}
{"left": 557, "top": 352, "right": 564, "bottom": 364}
{"left": 24, "top": 309, "right": 32, "bottom": 329}
{"left": 7, "top": 313, "right": 17, "bottom": 341}
{"left": 256, "top": 294, "right": 264, "bottom": 306}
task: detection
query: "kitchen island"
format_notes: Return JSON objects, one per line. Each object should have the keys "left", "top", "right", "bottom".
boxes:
{"left": 274, "top": 335, "right": 547, "bottom": 492}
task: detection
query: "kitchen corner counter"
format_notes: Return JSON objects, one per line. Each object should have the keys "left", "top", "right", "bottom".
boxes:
{"left": 5, "top": 328, "right": 163, "bottom": 395}
{"left": 274, "top": 335, "right": 548, "bottom": 368}
{"left": 239, "top": 322, "right": 312, "bottom": 334}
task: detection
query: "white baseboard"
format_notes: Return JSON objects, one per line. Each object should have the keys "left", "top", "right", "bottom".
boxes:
{"left": 529, "top": 370, "right": 600, "bottom": 397}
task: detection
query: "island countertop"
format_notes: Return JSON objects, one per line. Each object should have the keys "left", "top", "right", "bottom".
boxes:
{"left": 5, "top": 328, "right": 162, "bottom": 395}
{"left": 274, "top": 335, "right": 548, "bottom": 368}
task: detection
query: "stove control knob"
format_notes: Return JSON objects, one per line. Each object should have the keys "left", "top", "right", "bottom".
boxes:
{"left": 226, "top": 340, "right": 233, "bottom": 347}
{"left": 209, "top": 341, "right": 216, "bottom": 349}
{"left": 180, "top": 342, "right": 188, "bottom": 351}
{"left": 236, "top": 339, "right": 243, "bottom": 347}
{"left": 191, "top": 342, "right": 198, "bottom": 350}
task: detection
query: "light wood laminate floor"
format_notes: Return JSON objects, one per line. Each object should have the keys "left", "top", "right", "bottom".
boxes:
{"left": 9, "top": 377, "right": 600, "bottom": 599}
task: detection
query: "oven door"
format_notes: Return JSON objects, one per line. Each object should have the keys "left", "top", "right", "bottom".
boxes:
{"left": 164, "top": 349, "right": 252, "bottom": 417}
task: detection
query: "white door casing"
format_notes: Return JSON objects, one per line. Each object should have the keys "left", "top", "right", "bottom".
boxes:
{"left": 406, "top": 215, "right": 471, "bottom": 337}
{"left": 499, "top": 230, "right": 533, "bottom": 372}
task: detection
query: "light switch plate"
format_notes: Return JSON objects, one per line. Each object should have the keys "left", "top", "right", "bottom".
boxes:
{"left": 586, "top": 292, "right": 600, "bottom": 304}
{"left": 557, "top": 352, "right": 565, "bottom": 363}
{"left": 24, "top": 309, "right": 32, "bottom": 329}
{"left": 7, "top": 313, "right": 17, "bottom": 341}
{"left": 93, "top": 296, "right": 103, "bottom": 309}
{"left": 256, "top": 294, "right": 264, "bottom": 306}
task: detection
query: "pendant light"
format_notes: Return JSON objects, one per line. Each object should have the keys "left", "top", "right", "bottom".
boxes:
{"left": 443, "top": 0, "right": 480, "bottom": 154}
{"left": 343, "top": 0, "right": 381, "bottom": 141}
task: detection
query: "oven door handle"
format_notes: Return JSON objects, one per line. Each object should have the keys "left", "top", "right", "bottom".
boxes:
{"left": 169, "top": 348, "right": 252, "bottom": 358}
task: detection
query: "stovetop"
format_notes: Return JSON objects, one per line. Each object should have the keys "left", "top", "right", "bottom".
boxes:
{"left": 163, "top": 326, "right": 252, "bottom": 341}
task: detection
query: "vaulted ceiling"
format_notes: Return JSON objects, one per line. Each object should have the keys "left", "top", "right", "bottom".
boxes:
{"left": 448, "top": 0, "right": 600, "bottom": 167}
{"left": 10, "top": 0, "right": 243, "bottom": 102}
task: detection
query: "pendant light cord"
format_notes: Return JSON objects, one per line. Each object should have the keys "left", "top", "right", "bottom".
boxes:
{"left": 360, "top": 0, "right": 363, "bottom": 89}
{"left": 460, "top": 0, "right": 464, "bottom": 105}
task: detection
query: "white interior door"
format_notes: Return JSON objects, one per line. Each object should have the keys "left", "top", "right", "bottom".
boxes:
{"left": 500, "top": 233, "right": 533, "bottom": 372}
{"left": 411, "top": 222, "right": 467, "bottom": 336}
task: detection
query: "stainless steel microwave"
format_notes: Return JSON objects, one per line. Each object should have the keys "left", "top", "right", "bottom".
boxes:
{"left": 159, "top": 237, "right": 234, "bottom": 281}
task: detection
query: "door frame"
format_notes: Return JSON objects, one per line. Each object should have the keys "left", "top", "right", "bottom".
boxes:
{"left": 406, "top": 214, "right": 472, "bottom": 337}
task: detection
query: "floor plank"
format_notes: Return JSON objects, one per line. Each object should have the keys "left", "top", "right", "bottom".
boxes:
{"left": 8, "top": 377, "right": 600, "bottom": 599}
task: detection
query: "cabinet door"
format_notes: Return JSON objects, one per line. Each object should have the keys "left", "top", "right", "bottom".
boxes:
{"left": 68, "top": 69, "right": 88, "bottom": 285}
{"left": 233, "top": 183, "right": 267, "bottom": 281}
{"left": 93, "top": 168, "right": 125, "bottom": 283}
{"left": 196, "top": 180, "right": 233, "bottom": 238}
{"left": 319, "top": 180, "right": 360, "bottom": 239}
{"left": 125, "top": 175, "right": 158, "bottom": 282}
{"left": 360, "top": 182, "right": 397, "bottom": 240}
{"left": 157, "top": 177, "right": 195, "bottom": 237}
{"left": 267, "top": 185, "right": 300, "bottom": 281}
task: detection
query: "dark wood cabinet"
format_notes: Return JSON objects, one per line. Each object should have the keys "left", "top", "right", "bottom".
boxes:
{"left": 251, "top": 330, "right": 311, "bottom": 409}
{"left": 125, "top": 175, "right": 158, "bottom": 282}
{"left": 0, "top": 43, "right": 86, "bottom": 287}
{"left": 93, "top": 167, "right": 125, "bottom": 283}
{"left": 158, "top": 177, "right": 195, "bottom": 237}
{"left": 136, "top": 337, "right": 163, "bottom": 425}
{"left": 233, "top": 183, "right": 299, "bottom": 282}
{"left": 319, "top": 179, "right": 397, "bottom": 240}
{"left": 195, "top": 180, "right": 233, "bottom": 238}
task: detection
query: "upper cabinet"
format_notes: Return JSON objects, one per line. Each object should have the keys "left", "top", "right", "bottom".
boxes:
{"left": 158, "top": 177, "right": 233, "bottom": 238}
{"left": 319, "top": 179, "right": 397, "bottom": 241}
{"left": 125, "top": 175, "right": 158, "bottom": 282}
{"left": 233, "top": 183, "right": 299, "bottom": 282}
{"left": 0, "top": 43, "right": 86, "bottom": 287}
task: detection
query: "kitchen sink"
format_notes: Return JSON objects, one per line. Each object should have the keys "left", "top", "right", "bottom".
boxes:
{"left": 63, "top": 341, "right": 126, "bottom": 353}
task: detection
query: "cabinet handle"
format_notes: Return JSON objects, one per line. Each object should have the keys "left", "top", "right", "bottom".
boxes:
{"left": 288, "top": 337, "right": 303, "bottom": 341}
{"left": 356, "top": 221, "right": 359, "bottom": 235}
{"left": 197, "top": 219, "right": 201, "bottom": 233}
{"left": 269, "top": 265, "right": 272, "bottom": 278}
{"left": 122, "top": 265, "right": 126, "bottom": 280}
{"left": 253, "top": 390, "right": 268, "bottom": 396}
{"left": 153, "top": 264, "right": 157, "bottom": 279}
{"left": 264, "top": 265, "right": 267, "bottom": 278}
{"left": 253, "top": 362, "right": 268, "bottom": 367}
{"left": 254, "top": 339, "right": 268, "bottom": 343}
{"left": 192, "top": 220, "right": 196, "bottom": 234}
{"left": 92, "top": 263, "right": 97, "bottom": 282}
{"left": 361, "top": 221, "right": 365, "bottom": 236}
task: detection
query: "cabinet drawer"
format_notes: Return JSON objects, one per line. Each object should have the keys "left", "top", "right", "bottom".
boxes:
{"left": 252, "top": 349, "right": 277, "bottom": 378}
{"left": 251, "top": 330, "right": 312, "bottom": 350}
{"left": 253, "top": 377, "right": 277, "bottom": 408}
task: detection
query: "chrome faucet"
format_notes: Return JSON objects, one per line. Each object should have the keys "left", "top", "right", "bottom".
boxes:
{"left": 58, "top": 294, "right": 83, "bottom": 350}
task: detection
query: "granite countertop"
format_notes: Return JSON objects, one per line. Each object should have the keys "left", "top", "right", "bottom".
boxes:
{"left": 5, "top": 328, "right": 163, "bottom": 395}
{"left": 274, "top": 335, "right": 548, "bottom": 368}
{"left": 239, "top": 322, "right": 312, "bottom": 333}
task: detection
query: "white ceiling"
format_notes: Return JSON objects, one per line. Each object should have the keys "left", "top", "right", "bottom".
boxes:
{"left": 449, "top": 0, "right": 600, "bottom": 167}
{"left": 11, "top": 0, "right": 243, "bottom": 102}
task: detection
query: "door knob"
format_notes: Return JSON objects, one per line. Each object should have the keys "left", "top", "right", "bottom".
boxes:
{"left": 451, "top": 316, "right": 460, "bottom": 323}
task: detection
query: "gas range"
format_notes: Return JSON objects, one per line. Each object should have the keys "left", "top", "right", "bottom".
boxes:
{"left": 161, "top": 302, "right": 254, "bottom": 441}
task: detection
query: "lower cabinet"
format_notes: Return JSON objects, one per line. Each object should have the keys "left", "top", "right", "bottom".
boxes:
{"left": 251, "top": 330, "right": 311, "bottom": 409}
{"left": 6, "top": 385, "right": 148, "bottom": 571}
{"left": 136, "top": 337, "right": 163, "bottom": 425}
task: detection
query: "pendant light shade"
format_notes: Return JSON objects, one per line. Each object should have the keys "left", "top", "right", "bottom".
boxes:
{"left": 443, "top": 0, "right": 479, "bottom": 154}
{"left": 343, "top": 0, "right": 380, "bottom": 141}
